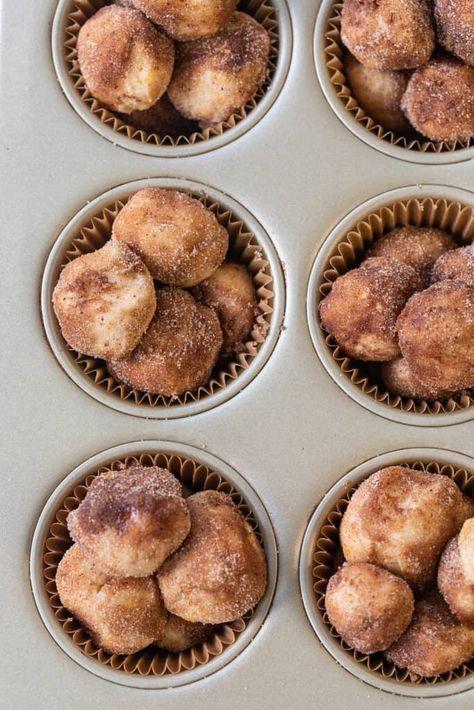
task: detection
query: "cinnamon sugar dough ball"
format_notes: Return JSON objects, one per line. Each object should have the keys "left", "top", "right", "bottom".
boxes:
{"left": 127, "top": 94, "right": 199, "bottom": 137}
{"left": 130, "top": 0, "right": 238, "bottom": 41}
{"left": 367, "top": 226, "right": 456, "bottom": 287}
{"left": 155, "top": 612, "right": 215, "bottom": 652}
{"left": 401, "top": 58, "right": 474, "bottom": 142}
{"left": 108, "top": 288, "right": 223, "bottom": 396}
{"left": 319, "top": 257, "right": 419, "bottom": 362}
{"left": 67, "top": 465, "right": 190, "bottom": 577}
{"left": 77, "top": 6, "right": 174, "bottom": 114}
{"left": 325, "top": 562, "right": 414, "bottom": 654}
{"left": 435, "top": 0, "right": 474, "bottom": 67}
{"left": 397, "top": 280, "right": 474, "bottom": 392}
{"left": 438, "top": 535, "right": 474, "bottom": 625}
{"left": 340, "top": 466, "right": 471, "bottom": 588}
{"left": 385, "top": 591, "right": 474, "bottom": 678}
{"left": 112, "top": 188, "right": 228, "bottom": 287}
{"left": 431, "top": 245, "right": 474, "bottom": 287}
{"left": 56, "top": 544, "right": 167, "bottom": 655}
{"left": 158, "top": 491, "right": 267, "bottom": 624}
{"left": 192, "top": 262, "right": 257, "bottom": 354}
{"left": 341, "top": 0, "right": 434, "bottom": 71}
{"left": 459, "top": 518, "right": 474, "bottom": 584}
{"left": 345, "top": 55, "right": 411, "bottom": 134}
{"left": 381, "top": 357, "right": 457, "bottom": 401}
{"left": 167, "top": 12, "right": 270, "bottom": 125}
{"left": 52, "top": 239, "right": 156, "bottom": 361}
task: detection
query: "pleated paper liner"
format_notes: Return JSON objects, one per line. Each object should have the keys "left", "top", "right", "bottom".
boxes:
{"left": 58, "top": 188, "right": 274, "bottom": 409}
{"left": 324, "top": 2, "right": 474, "bottom": 155}
{"left": 42, "top": 451, "right": 263, "bottom": 676}
{"left": 312, "top": 459, "right": 474, "bottom": 686}
{"left": 319, "top": 196, "right": 474, "bottom": 416}
{"left": 63, "top": 0, "right": 279, "bottom": 147}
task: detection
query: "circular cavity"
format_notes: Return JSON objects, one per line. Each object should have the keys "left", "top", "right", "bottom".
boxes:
{"left": 41, "top": 177, "right": 285, "bottom": 419}
{"left": 314, "top": 0, "right": 474, "bottom": 165}
{"left": 30, "top": 440, "right": 278, "bottom": 689}
{"left": 306, "top": 184, "right": 474, "bottom": 427}
{"left": 51, "top": 0, "right": 292, "bottom": 157}
{"left": 299, "top": 447, "right": 474, "bottom": 698}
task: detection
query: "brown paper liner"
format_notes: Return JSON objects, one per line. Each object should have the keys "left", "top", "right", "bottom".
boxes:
{"left": 43, "top": 451, "right": 264, "bottom": 676}
{"left": 63, "top": 0, "right": 279, "bottom": 147}
{"left": 319, "top": 196, "right": 474, "bottom": 415}
{"left": 324, "top": 3, "right": 474, "bottom": 154}
{"left": 312, "top": 459, "right": 474, "bottom": 685}
{"left": 58, "top": 189, "right": 274, "bottom": 408}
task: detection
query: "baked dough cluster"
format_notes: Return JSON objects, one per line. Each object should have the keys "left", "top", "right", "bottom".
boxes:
{"left": 56, "top": 464, "right": 268, "bottom": 655}
{"left": 52, "top": 187, "right": 258, "bottom": 398}
{"left": 77, "top": 3, "right": 270, "bottom": 131}
{"left": 320, "top": 226, "right": 474, "bottom": 402}
{"left": 325, "top": 465, "right": 474, "bottom": 678}
{"left": 340, "top": 0, "right": 474, "bottom": 142}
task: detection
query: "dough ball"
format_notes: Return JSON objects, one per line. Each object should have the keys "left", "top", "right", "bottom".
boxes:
{"left": 158, "top": 490, "right": 267, "bottom": 624}
{"left": 459, "top": 518, "right": 474, "bottom": 584}
{"left": 192, "top": 262, "right": 257, "bottom": 354}
{"left": 67, "top": 465, "right": 191, "bottom": 577}
{"left": 385, "top": 591, "right": 474, "bottom": 678}
{"left": 108, "top": 288, "right": 223, "bottom": 396}
{"left": 438, "top": 536, "right": 474, "bottom": 625}
{"left": 56, "top": 544, "right": 167, "bottom": 655}
{"left": 126, "top": 94, "right": 199, "bottom": 136}
{"left": 397, "top": 280, "right": 474, "bottom": 392}
{"left": 155, "top": 612, "right": 215, "bottom": 652}
{"left": 435, "top": 0, "right": 474, "bottom": 67}
{"left": 381, "top": 357, "right": 456, "bottom": 401}
{"left": 345, "top": 54, "right": 411, "bottom": 133}
{"left": 319, "top": 257, "right": 419, "bottom": 361}
{"left": 77, "top": 6, "right": 174, "bottom": 114}
{"left": 167, "top": 12, "right": 270, "bottom": 125}
{"left": 52, "top": 239, "right": 156, "bottom": 360}
{"left": 325, "top": 562, "right": 414, "bottom": 654}
{"left": 341, "top": 0, "right": 434, "bottom": 71}
{"left": 130, "top": 0, "right": 238, "bottom": 41}
{"left": 401, "top": 58, "right": 474, "bottom": 142}
{"left": 340, "top": 466, "right": 470, "bottom": 588}
{"left": 431, "top": 245, "right": 474, "bottom": 287}
{"left": 112, "top": 188, "right": 228, "bottom": 287}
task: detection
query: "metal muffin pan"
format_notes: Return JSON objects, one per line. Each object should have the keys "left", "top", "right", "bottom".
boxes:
{"left": 2, "top": 1, "right": 474, "bottom": 709}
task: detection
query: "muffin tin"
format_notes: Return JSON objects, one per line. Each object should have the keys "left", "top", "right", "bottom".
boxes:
{"left": 3, "top": 1, "right": 474, "bottom": 709}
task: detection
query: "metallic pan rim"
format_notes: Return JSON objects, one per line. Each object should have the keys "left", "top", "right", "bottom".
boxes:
{"left": 299, "top": 446, "right": 474, "bottom": 699}
{"left": 306, "top": 184, "right": 474, "bottom": 428}
{"left": 51, "top": 0, "right": 293, "bottom": 158}
{"left": 313, "top": 0, "right": 474, "bottom": 166}
{"left": 30, "top": 440, "right": 278, "bottom": 690}
{"left": 41, "top": 177, "right": 286, "bottom": 420}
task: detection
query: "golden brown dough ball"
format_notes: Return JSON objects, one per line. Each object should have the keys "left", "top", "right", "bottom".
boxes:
{"left": 130, "top": 0, "right": 238, "bottom": 41}
{"left": 158, "top": 491, "right": 267, "bottom": 624}
{"left": 385, "top": 591, "right": 474, "bottom": 678}
{"left": 435, "top": 0, "right": 474, "bottom": 67}
{"left": 381, "top": 357, "right": 456, "bottom": 401}
{"left": 167, "top": 12, "right": 270, "bottom": 125}
{"left": 67, "top": 465, "right": 190, "bottom": 577}
{"left": 367, "top": 226, "right": 456, "bottom": 287}
{"left": 319, "top": 257, "right": 419, "bottom": 362}
{"left": 127, "top": 94, "right": 199, "bottom": 136}
{"left": 340, "top": 466, "right": 470, "bottom": 588}
{"left": 77, "top": 6, "right": 174, "bottom": 114}
{"left": 459, "top": 518, "right": 474, "bottom": 584}
{"left": 431, "top": 245, "right": 474, "bottom": 287}
{"left": 52, "top": 239, "right": 156, "bottom": 361}
{"left": 108, "top": 288, "right": 223, "bottom": 396}
{"left": 345, "top": 54, "right": 411, "bottom": 134}
{"left": 112, "top": 188, "right": 228, "bottom": 287}
{"left": 325, "top": 562, "right": 414, "bottom": 654}
{"left": 192, "top": 262, "right": 257, "bottom": 354}
{"left": 56, "top": 544, "right": 167, "bottom": 655}
{"left": 155, "top": 612, "right": 216, "bottom": 652}
{"left": 341, "top": 0, "right": 434, "bottom": 71}
{"left": 401, "top": 58, "right": 474, "bottom": 142}
{"left": 397, "top": 280, "right": 474, "bottom": 392}
{"left": 438, "top": 536, "right": 474, "bottom": 625}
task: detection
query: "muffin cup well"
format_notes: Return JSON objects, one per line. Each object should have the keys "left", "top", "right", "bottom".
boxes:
{"left": 41, "top": 178, "right": 285, "bottom": 419}
{"left": 314, "top": 1, "right": 474, "bottom": 165}
{"left": 299, "top": 447, "right": 474, "bottom": 698}
{"left": 52, "top": 0, "right": 292, "bottom": 157}
{"left": 307, "top": 185, "right": 474, "bottom": 427}
{"left": 30, "top": 440, "right": 278, "bottom": 689}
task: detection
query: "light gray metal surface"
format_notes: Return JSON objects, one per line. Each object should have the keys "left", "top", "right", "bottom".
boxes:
{"left": 1, "top": 1, "right": 474, "bottom": 709}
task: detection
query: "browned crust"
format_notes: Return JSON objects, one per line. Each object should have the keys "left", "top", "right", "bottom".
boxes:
{"left": 438, "top": 536, "right": 474, "bottom": 625}
{"left": 435, "top": 0, "right": 474, "bottom": 67}
{"left": 155, "top": 612, "right": 216, "bottom": 652}
{"left": 431, "top": 245, "right": 474, "bottom": 287}
{"left": 130, "top": 0, "right": 238, "bottom": 41}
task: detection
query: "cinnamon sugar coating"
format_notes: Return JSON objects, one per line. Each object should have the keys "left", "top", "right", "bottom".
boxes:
{"left": 130, "top": 0, "right": 238, "bottom": 41}
{"left": 438, "top": 535, "right": 474, "bottom": 625}
{"left": 155, "top": 612, "right": 216, "bottom": 652}
{"left": 459, "top": 518, "right": 474, "bottom": 585}
{"left": 77, "top": 6, "right": 174, "bottom": 114}
{"left": 431, "top": 244, "right": 474, "bottom": 287}
{"left": 435, "top": 0, "right": 474, "bottom": 67}
{"left": 381, "top": 357, "right": 457, "bottom": 401}
{"left": 158, "top": 491, "right": 267, "bottom": 624}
